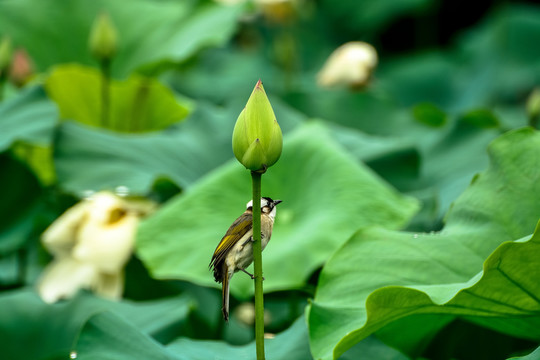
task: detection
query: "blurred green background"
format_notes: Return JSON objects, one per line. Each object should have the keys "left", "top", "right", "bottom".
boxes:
{"left": 1, "top": 0, "right": 540, "bottom": 359}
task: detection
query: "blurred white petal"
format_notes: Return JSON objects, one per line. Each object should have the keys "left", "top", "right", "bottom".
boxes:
{"left": 41, "top": 201, "right": 89, "bottom": 258}
{"left": 38, "top": 258, "right": 98, "bottom": 304}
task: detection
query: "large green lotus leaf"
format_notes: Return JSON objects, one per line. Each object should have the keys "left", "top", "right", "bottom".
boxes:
{"left": 53, "top": 99, "right": 303, "bottom": 195}
{"left": 75, "top": 312, "right": 180, "bottom": 360}
{"left": 0, "top": 86, "right": 58, "bottom": 151}
{"left": 45, "top": 64, "right": 190, "bottom": 133}
{"left": 0, "top": 288, "right": 192, "bottom": 360}
{"left": 77, "top": 313, "right": 407, "bottom": 360}
{"left": 0, "top": 0, "right": 243, "bottom": 78}
{"left": 136, "top": 122, "right": 419, "bottom": 297}
{"left": 308, "top": 128, "right": 540, "bottom": 360}
{"left": 76, "top": 313, "right": 310, "bottom": 360}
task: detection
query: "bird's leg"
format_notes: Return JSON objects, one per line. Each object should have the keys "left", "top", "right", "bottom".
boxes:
{"left": 241, "top": 268, "right": 265, "bottom": 281}
{"left": 241, "top": 268, "right": 255, "bottom": 279}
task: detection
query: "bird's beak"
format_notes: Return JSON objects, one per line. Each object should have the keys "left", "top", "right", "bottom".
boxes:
{"left": 274, "top": 199, "right": 283, "bottom": 205}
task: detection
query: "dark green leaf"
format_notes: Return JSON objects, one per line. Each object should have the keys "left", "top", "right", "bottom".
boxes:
{"left": 0, "top": 288, "right": 192, "bottom": 360}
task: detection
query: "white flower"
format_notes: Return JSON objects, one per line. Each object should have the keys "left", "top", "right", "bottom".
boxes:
{"left": 38, "top": 191, "right": 155, "bottom": 303}
{"left": 317, "top": 41, "right": 378, "bottom": 89}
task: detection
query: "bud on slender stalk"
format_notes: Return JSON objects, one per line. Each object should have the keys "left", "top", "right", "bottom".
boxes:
{"left": 232, "top": 80, "right": 283, "bottom": 173}
{"left": 89, "top": 12, "right": 118, "bottom": 61}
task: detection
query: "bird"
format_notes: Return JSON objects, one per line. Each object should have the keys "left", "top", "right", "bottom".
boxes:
{"left": 209, "top": 197, "right": 282, "bottom": 321}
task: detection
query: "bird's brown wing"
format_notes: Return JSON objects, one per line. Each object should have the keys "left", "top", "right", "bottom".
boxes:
{"left": 209, "top": 212, "right": 253, "bottom": 271}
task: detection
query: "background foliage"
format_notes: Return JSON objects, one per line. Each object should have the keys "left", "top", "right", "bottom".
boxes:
{"left": 1, "top": 0, "right": 540, "bottom": 359}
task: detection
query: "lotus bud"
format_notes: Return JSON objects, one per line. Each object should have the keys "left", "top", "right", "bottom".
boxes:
{"left": 232, "top": 80, "right": 282, "bottom": 173}
{"left": 0, "top": 36, "right": 12, "bottom": 75}
{"left": 89, "top": 12, "right": 118, "bottom": 61}
{"left": 317, "top": 41, "right": 378, "bottom": 90}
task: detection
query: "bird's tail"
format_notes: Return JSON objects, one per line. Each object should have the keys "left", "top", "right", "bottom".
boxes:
{"left": 222, "top": 265, "right": 230, "bottom": 322}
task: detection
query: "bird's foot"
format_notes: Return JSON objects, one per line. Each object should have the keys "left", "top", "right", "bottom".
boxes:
{"left": 241, "top": 268, "right": 265, "bottom": 280}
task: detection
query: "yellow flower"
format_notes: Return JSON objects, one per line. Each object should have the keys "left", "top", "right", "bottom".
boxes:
{"left": 38, "top": 191, "right": 155, "bottom": 303}
{"left": 317, "top": 41, "right": 378, "bottom": 89}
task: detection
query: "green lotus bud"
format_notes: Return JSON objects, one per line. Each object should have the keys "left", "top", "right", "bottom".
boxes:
{"left": 0, "top": 36, "right": 12, "bottom": 72}
{"left": 89, "top": 12, "right": 118, "bottom": 61}
{"left": 232, "top": 80, "right": 282, "bottom": 172}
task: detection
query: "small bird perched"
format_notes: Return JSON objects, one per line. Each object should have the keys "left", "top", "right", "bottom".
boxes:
{"left": 209, "top": 197, "right": 282, "bottom": 321}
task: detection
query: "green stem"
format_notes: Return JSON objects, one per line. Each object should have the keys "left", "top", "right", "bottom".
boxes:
{"left": 251, "top": 170, "right": 265, "bottom": 360}
{"left": 100, "top": 59, "right": 111, "bottom": 128}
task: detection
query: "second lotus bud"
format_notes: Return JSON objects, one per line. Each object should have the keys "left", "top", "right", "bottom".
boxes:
{"left": 89, "top": 12, "right": 118, "bottom": 61}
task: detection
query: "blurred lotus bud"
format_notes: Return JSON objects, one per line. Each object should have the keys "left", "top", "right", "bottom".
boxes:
{"left": 0, "top": 36, "right": 12, "bottom": 75}
{"left": 38, "top": 191, "right": 156, "bottom": 303}
{"left": 89, "top": 12, "right": 118, "bottom": 61}
{"left": 526, "top": 87, "right": 540, "bottom": 128}
{"left": 317, "top": 41, "right": 378, "bottom": 90}
{"left": 232, "top": 80, "right": 282, "bottom": 173}
{"left": 9, "top": 49, "right": 34, "bottom": 87}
